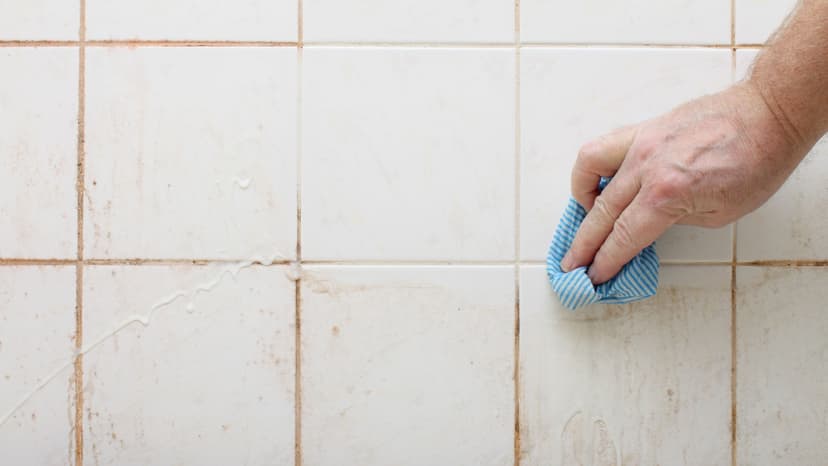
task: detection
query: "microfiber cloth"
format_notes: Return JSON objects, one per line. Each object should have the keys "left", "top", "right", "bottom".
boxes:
{"left": 547, "top": 178, "right": 659, "bottom": 310}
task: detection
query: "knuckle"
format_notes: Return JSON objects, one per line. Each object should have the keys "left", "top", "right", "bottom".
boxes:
{"left": 610, "top": 217, "right": 637, "bottom": 251}
{"left": 591, "top": 195, "right": 618, "bottom": 221}
{"left": 577, "top": 140, "right": 602, "bottom": 162}
{"left": 643, "top": 170, "right": 695, "bottom": 213}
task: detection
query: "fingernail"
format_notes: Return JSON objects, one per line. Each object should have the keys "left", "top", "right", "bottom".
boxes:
{"left": 587, "top": 267, "right": 601, "bottom": 284}
{"left": 561, "top": 252, "right": 574, "bottom": 272}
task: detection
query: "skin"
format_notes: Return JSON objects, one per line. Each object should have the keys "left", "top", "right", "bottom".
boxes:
{"left": 561, "top": 0, "right": 828, "bottom": 284}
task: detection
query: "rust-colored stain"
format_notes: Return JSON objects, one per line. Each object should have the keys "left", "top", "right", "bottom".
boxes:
{"left": 331, "top": 325, "right": 340, "bottom": 336}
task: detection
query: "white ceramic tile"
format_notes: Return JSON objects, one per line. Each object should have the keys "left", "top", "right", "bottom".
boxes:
{"left": 0, "top": 0, "right": 78, "bottom": 40}
{"left": 0, "top": 49, "right": 78, "bottom": 259}
{"left": 736, "top": 267, "right": 828, "bottom": 465}
{"left": 520, "top": 48, "right": 733, "bottom": 262}
{"left": 82, "top": 265, "right": 295, "bottom": 465}
{"left": 736, "top": 0, "right": 798, "bottom": 44}
{"left": 303, "top": 0, "right": 513, "bottom": 43}
{"left": 85, "top": 47, "right": 297, "bottom": 260}
{"left": 86, "top": 0, "right": 296, "bottom": 41}
{"left": 519, "top": 264, "right": 731, "bottom": 464}
{"left": 301, "top": 266, "right": 514, "bottom": 466}
{"left": 521, "top": 0, "right": 729, "bottom": 44}
{"left": 302, "top": 48, "right": 514, "bottom": 261}
{"left": 0, "top": 266, "right": 76, "bottom": 465}
{"left": 735, "top": 50, "right": 828, "bottom": 261}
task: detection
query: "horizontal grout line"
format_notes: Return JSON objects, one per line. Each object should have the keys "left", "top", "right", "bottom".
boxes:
{"left": 0, "top": 40, "right": 766, "bottom": 50}
{"left": 1, "top": 258, "right": 824, "bottom": 267}
{"left": 302, "top": 41, "right": 515, "bottom": 48}
{"left": 0, "top": 40, "right": 78, "bottom": 47}
{"left": 520, "top": 42, "right": 741, "bottom": 49}
{"left": 738, "top": 260, "right": 828, "bottom": 267}
{"left": 0, "top": 258, "right": 77, "bottom": 265}
{"left": 86, "top": 40, "right": 298, "bottom": 47}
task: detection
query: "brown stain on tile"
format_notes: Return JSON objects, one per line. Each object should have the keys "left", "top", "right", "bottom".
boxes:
{"left": 331, "top": 325, "right": 340, "bottom": 336}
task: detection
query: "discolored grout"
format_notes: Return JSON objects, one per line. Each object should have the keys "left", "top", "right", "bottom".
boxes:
{"left": 86, "top": 40, "right": 298, "bottom": 47}
{"left": 513, "top": 1, "right": 522, "bottom": 464}
{"left": 74, "top": 1, "right": 86, "bottom": 464}
{"left": 0, "top": 40, "right": 78, "bottom": 47}
{"left": 295, "top": 1, "right": 304, "bottom": 464}
{"left": 730, "top": 2, "right": 738, "bottom": 460}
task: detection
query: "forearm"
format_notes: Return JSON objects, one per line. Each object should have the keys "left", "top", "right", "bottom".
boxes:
{"left": 749, "top": 0, "right": 828, "bottom": 147}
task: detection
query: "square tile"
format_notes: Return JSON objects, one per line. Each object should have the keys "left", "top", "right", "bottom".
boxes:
{"left": 736, "top": 267, "right": 828, "bottom": 464}
{"left": 0, "top": 0, "right": 78, "bottom": 40}
{"left": 302, "top": 48, "right": 514, "bottom": 261}
{"left": 0, "top": 48, "right": 78, "bottom": 259}
{"left": 521, "top": 0, "right": 729, "bottom": 44}
{"left": 735, "top": 50, "right": 828, "bottom": 261}
{"left": 519, "top": 265, "right": 731, "bottom": 464}
{"left": 85, "top": 47, "right": 297, "bottom": 260}
{"left": 520, "top": 48, "right": 733, "bottom": 262}
{"left": 736, "top": 0, "right": 798, "bottom": 44}
{"left": 86, "top": 0, "right": 297, "bottom": 41}
{"left": 301, "top": 266, "right": 514, "bottom": 466}
{"left": 0, "top": 266, "right": 76, "bottom": 465}
{"left": 303, "top": 0, "right": 513, "bottom": 43}
{"left": 82, "top": 265, "right": 295, "bottom": 465}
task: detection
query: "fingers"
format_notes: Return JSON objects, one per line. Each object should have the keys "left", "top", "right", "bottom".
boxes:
{"left": 586, "top": 193, "right": 681, "bottom": 284}
{"left": 560, "top": 170, "right": 640, "bottom": 272}
{"left": 572, "top": 125, "right": 638, "bottom": 210}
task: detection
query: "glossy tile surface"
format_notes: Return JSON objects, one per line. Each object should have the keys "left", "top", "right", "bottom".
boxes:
{"left": 303, "top": 48, "right": 514, "bottom": 261}
{"left": 0, "top": 49, "right": 78, "bottom": 259}
{"left": 736, "top": 267, "right": 828, "bottom": 465}
{"left": 520, "top": 265, "right": 732, "bottom": 464}
{"left": 301, "top": 266, "right": 514, "bottom": 466}
{"left": 521, "top": 0, "right": 729, "bottom": 44}
{"left": 82, "top": 265, "right": 295, "bottom": 465}
{"left": 303, "top": 0, "right": 513, "bottom": 42}
{"left": 86, "top": 0, "right": 297, "bottom": 41}
{"left": 0, "top": 266, "right": 76, "bottom": 465}
{"left": 85, "top": 47, "right": 297, "bottom": 260}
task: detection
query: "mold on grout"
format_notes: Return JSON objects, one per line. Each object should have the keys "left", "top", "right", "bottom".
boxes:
{"left": 74, "top": 0, "right": 87, "bottom": 461}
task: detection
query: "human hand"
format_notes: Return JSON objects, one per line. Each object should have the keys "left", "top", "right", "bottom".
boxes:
{"left": 560, "top": 82, "right": 811, "bottom": 284}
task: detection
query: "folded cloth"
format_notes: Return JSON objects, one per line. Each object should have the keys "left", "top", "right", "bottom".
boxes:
{"left": 547, "top": 178, "right": 659, "bottom": 310}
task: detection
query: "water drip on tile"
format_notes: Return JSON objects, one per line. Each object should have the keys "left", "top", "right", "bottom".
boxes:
{"left": 0, "top": 247, "right": 292, "bottom": 428}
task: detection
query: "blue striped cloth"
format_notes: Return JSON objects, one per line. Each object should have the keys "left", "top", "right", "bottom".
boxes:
{"left": 547, "top": 178, "right": 659, "bottom": 310}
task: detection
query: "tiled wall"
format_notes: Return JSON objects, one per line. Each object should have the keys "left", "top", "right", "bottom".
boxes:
{"left": 1, "top": 1, "right": 824, "bottom": 465}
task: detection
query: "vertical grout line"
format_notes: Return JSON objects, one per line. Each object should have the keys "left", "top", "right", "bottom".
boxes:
{"left": 294, "top": 0, "right": 303, "bottom": 464}
{"left": 74, "top": 1, "right": 86, "bottom": 465}
{"left": 513, "top": 1, "right": 521, "bottom": 465}
{"left": 730, "top": 2, "right": 738, "bottom": 464}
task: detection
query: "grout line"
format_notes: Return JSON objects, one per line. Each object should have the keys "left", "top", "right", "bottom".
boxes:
{"left": 0, "top": 40, "right": 768, "bottom": 50}
{"left": 731, "top": 222, "right": 738, "bottom": 466}
{"left": 0, "top": 40, "right": 78, "bottom": 47}
{"left": 294, "top": 2, "right": 303, "bottom": 464}
{"left": 513, "top": 1, "right": 521, "bottom": 464}
{"left": 74, "top": 1, "right": 86, "bottom": 464}
{"left": 302, "top": 41, "right": 516, "bottom": 48}
{"left": 85, "top": 40, "right": 298, "bottom": 47}
{"left": 5, "top": 258, "right": 828, "bottom": 267}
{"left": 520, "top": 42, "right": 737, "bottom": 49}
{"left": 83, "top": 258, "right": 291, "bottom": 266}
